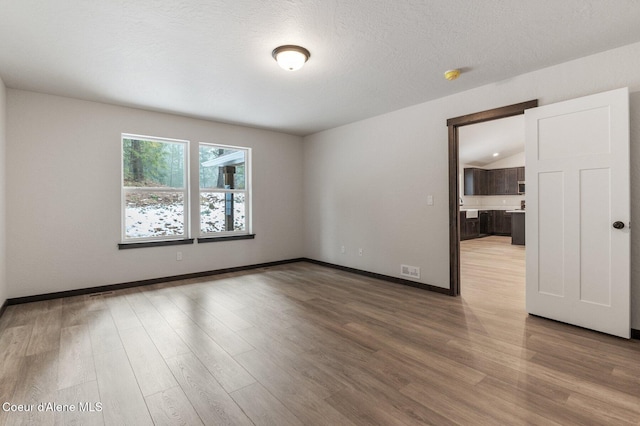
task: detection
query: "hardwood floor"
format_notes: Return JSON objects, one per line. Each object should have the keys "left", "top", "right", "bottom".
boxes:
{"left": 0, "top": 248, "right": 639, "bottom": 425}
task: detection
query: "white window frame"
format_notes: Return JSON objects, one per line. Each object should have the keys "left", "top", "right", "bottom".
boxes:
{"left": 121, "top": 133, "right": 190, "bottom": 244}
{"left": 199, "top": 142, "right": 252, "bottom": 238}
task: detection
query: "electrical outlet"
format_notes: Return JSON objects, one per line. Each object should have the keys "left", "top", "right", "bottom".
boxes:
{"left": 177, "top": 251, "right": 183, "bottom": 261}
{"left": 341, "top": 246, "right": 346, "bottom": 254}
{"left": 358, "top": 248, "right": 363, "bottom": 256}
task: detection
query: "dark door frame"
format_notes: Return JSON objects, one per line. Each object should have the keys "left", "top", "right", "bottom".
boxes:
{"left": 447, "top": 100, "right": 538, "bottom": 296}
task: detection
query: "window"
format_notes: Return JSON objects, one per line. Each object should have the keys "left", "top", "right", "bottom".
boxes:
{"left": 121, "top": 135, "right": 189, "bottom": 243}
{"left": 199, "top": 143, "right": 251, "bottom": 237}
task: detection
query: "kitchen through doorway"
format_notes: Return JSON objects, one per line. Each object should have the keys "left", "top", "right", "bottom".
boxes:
{"left": 459, "top": 115, "right": 526, "bottom": 306}
{"left": 447, "top": 101, "right": 537, "bottom": 298}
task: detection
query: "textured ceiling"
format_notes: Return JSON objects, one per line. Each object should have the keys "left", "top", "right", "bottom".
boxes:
{"left": 2, "top": 1, "right": 640, "bottom": 136}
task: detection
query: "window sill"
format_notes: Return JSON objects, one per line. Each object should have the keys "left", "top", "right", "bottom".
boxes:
{"left": 118, "top": 239, "right": 195, "bottom": 250}
{"left": 197, "top": 234, "right": 256, "bottom": 244}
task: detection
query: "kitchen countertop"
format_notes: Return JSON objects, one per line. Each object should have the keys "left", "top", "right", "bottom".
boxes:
{"left": 506, "top": 210, "right": 525, "bottom": 213}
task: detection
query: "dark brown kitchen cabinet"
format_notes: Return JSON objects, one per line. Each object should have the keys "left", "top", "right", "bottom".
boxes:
{"left": 461, "top": 210, "right": 510, "bottom": 240}
{"left": 466, "top": 218, "right": 479, "bottom": 239}
{"left": 488, "top": 169, "right": 504, "bottom": 195}
{"left": 505, "top": 168, "right": 518, "bottom": 195}
{"left": 488, "top": 168, "right": 517, "bottom": 195}
{"left": 503, "top": 212, "right": 512, "bottom": 235}
{"left": 471, "top": 166, "right": 523, "bottom": 195}
{"left": 479, "top": 210, "right": 490, "bottom": 235}
{"left": 511, "top": 212, "right": 525, "bottom": 245}
{"left": 493, "top": 210, "right": 512, "bottom": 235}
{"left": 459, "top": 211, "right": 480, "bottom": 240}
{"left": 492, "top": 210, "right": 502, "bottom": 234}
{"left": 487, "top": 210, "right": 495, "bottom": 234}
{"left": 463, "top": 168, "right": 488, "bottom": 195}
{"left": 459, "top": 211, "right": 468, "bottom": 240}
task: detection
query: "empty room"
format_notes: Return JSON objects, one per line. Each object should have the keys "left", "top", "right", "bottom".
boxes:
{"left": 1, "top": 1, "right": 640, "bottom": 425}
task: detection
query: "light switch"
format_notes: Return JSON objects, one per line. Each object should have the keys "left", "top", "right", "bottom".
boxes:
{"left": 427, "top": 195, "right": 434, "bottom": 206}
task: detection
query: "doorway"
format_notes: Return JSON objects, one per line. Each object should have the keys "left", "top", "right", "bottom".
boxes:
{"left": 447, "top": 100, "right": 537, "bottom": 296}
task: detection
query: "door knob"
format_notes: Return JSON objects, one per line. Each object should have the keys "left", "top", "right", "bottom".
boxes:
{"left": 613, "top": 221, "right": 625, "bottom": 229}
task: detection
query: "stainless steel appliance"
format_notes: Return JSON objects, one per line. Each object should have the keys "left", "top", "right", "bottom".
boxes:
{"left": 517, "top": 181, "right": 525, "bottom": 194}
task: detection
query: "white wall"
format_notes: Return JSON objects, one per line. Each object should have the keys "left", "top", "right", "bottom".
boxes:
{"left": 6, "top": 90, "right": 304, "bottom": 298}
{"left": 0, "top": 76, "right": 6, "bottom": 308}
{"left": 303, "top": 41, "right": 640, "bottom": 329}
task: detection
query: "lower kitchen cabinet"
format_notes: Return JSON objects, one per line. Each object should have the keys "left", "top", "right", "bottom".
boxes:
{"left": 479, "top": 210, "right": 490, "bottom": 235}
{"left": 461, "top": 210, "right": 511, "bottom": 240}
{"left": 460, "top": 211, "right": 480, "bottom": 240}
{"left": 492, "top": 210, "right": 512, "bottom": 235}
{"left": 511, "top": 212, "right": 525, "bottom": 245}
{"left": 466, "top": 218, "right": 479, "bottom": 239}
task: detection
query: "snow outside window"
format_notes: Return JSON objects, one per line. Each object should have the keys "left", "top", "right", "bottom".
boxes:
{"left": 199, "top": 143, "right": 251, "bottom": 237}
{"left": 121, "top": 135, "right": 189, "bottom": 242}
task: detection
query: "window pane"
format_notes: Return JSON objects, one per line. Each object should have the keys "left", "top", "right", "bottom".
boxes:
{"left": 123, "top": 138, "right": 185, "bottom": 188}
{"left": 200, "top": 192, "right": 246, "bottom": 234}
{"left": 125, "top": 191, "right": 185, "bottom": 239}
{"left": 199, "top": 146, "right": 245, "bottom": 189}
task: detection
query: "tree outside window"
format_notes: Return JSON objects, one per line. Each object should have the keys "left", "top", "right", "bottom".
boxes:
{"left": 122, "top": 135, "right": 189, "bottom": 242}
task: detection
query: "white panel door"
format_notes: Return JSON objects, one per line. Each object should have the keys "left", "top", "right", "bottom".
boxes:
{"left": 525, "top": 87, "right": 630, "bottom": 338}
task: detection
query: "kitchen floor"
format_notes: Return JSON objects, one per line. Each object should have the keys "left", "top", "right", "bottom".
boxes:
{"left": 460, "top": 235, "right": 525, "bottom": 313}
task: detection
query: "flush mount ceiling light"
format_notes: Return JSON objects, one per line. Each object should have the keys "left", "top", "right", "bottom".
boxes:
{"left": 493, "top": 152, "right": 500, "bottom": 157}
{"left": 444, "top": 69, "right": 461, "bottom": 81}
{"left": 272, "top": 45, "right": 310, "bottom": 71}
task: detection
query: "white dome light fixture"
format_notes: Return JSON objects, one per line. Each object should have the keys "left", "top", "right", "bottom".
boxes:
{"left": 272, "top": 45, "right": 310, "bottom": 71}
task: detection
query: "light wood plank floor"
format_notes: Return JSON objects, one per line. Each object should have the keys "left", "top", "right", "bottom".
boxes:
{"left": 0, "top": 243, "right": 639, "bottom": 425}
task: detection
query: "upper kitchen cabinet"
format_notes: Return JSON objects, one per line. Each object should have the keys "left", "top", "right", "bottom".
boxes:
{"left": 464, "top": 168, "right": 488, "bottom": 195}
{"left": 505, "top": 167, "right": 518, "bottom": 195}
{"left": 488, "top": 169, "right": 505, "bottom": 194}
{"left": 464, "top": 166, "right": 523, "bottom": 196}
